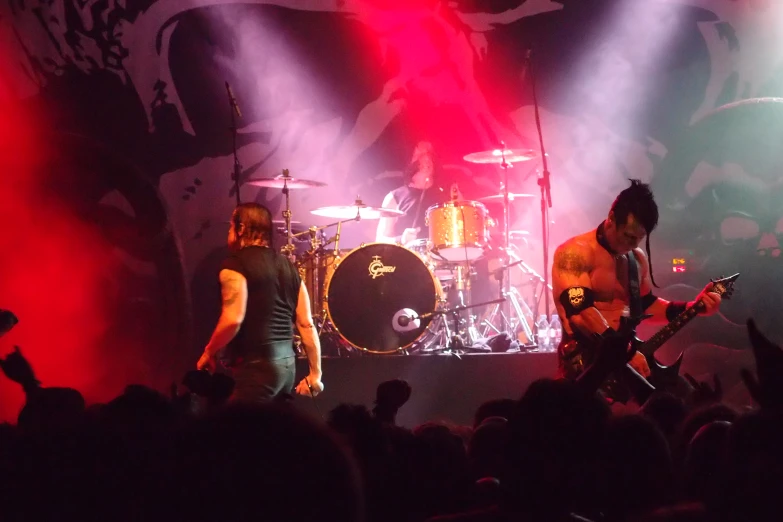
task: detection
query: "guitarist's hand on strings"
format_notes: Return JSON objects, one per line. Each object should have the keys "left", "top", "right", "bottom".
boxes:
{"left": 690, "top": 282, "right": 722, "bottom": 316}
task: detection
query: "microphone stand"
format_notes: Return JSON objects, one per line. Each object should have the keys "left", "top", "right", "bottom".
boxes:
{"left": 227, "top": 83, "right": 242, "bottom": 206}
{"left": 528, "top": 49, "right": 553, "bottom": 319}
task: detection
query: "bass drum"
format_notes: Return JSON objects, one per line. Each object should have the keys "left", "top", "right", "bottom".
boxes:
{"left": 325, "top": 243, "right": 443, "bottom": 353}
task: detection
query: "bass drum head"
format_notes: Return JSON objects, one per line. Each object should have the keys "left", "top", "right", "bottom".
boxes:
{"left": 325, "top": 243, "right": 440, "bottom": 353}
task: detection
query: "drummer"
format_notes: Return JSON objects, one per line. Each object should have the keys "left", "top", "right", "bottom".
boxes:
{"left": 375, "top": 141, "right": 462, "bottom": 245}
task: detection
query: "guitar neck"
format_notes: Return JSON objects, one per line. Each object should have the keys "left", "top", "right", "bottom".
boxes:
{"left": 640, "top": 302, "right": 704, "bottom": 356}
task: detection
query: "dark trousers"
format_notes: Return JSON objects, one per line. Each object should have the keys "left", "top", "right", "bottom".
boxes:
{"left": 230, "top": 357, "right": 296, "bottom": 403}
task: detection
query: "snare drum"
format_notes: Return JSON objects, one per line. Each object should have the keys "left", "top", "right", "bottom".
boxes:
{"left": 426, "top": 200, "right": 490, "bottom": 262}
{"left": 324, "top": 243, "right": 443, "bottom": 353}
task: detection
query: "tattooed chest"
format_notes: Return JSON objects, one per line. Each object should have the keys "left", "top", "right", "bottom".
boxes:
{"left": 591, "top": 266, "right": 629, "bottom": 303}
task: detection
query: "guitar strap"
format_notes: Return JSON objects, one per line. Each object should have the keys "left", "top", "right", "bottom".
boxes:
{"left": 614, "top": 251, "right": 658, "bottom": 404}
{"left": 626, "top": 253, "right": 642, "bottom": 320}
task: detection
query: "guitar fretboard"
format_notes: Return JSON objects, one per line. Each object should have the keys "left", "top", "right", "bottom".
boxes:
{"left": 639, "top": 302, "right": 705, "bottom": 356}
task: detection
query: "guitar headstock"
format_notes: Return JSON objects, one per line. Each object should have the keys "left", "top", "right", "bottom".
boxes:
{"left": 710, "top": 273, "right": 740, "bottom": 300}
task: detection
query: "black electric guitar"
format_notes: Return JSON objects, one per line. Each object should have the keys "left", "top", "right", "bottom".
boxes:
{"left": 559, "top": 273, "right": 740, "bottom": 390}
{"left": 638, "top": 273, "right": 739, "bottom": 388}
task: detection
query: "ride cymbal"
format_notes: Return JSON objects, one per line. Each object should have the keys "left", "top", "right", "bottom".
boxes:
{"left": 246, "top": 176, "right": 326, "bottom": 189}
{"left": 477, "top": 193, "right": 536, "bottom": 202}
{"left": 463, "top": 148, "right": 537, "bottom": 164}
{"left": 310, "top": 202, "right": 404, "bottom": 220}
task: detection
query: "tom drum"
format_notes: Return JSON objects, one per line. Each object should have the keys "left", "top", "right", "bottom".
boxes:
{"left": 426, "top": 200, "right": 490, "bottom": 262}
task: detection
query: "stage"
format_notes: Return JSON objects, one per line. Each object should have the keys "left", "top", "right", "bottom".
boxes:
{"left": 293, "top": 352, "right": 558, "bottom": 428}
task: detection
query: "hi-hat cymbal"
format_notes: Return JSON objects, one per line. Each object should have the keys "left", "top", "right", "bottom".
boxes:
{"left": 478, "top": 193, "right": 536, "bottom": 202}
{"left": 310, "top": 203, "right": 404, "bottom": 220}
{"left": 463, "top": 148, "right": 537, "bottom": 164}
{"left": 246, "top": 175, "right": 326, "bottom": 189}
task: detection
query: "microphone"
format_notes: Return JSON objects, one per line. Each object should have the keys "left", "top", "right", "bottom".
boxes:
{"left": 225, "top": 81, "right": 242, "bottom": 118}
{"left": 393, "top": 308, "right": 421, "bottom": 332}
{"left": 397, "top": 315, "right": 414, "bottom": 327}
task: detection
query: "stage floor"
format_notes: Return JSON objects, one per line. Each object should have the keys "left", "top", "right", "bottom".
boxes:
{"left": 292, "top": 352, "right": 557, "bottom": 428}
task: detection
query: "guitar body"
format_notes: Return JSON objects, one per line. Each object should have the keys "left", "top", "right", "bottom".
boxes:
{"left": 557, "top": 337, "right": 639, "bottom": 403}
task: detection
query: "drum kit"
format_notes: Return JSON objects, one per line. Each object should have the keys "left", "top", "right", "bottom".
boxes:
{"left": 245, "top": 148, "right": 551, "bottom": 355}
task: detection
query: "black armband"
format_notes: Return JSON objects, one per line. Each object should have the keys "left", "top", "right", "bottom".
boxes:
{"left": 641, "top": 292, "right": 658, "bottom": 312}
{"left": 665, "top": 301, "right": 688, "bottom": 322}
{"left": 559, "top": 286, "right": 596, "bottom": 318}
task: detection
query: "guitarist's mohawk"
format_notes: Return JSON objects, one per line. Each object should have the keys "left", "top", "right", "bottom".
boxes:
{"left": 612, "top": 179, "right": 660, "bottom": 288}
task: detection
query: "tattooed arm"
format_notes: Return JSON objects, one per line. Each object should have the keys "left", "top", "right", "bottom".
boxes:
{"left": 551, "top": 241, "right": 611, "bottom": 337}
{"left": 199, "top": 269, "right": 248, "bottom": 367}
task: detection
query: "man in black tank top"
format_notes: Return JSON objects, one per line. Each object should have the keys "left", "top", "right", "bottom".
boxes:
{"left": 376, "top": 141, "right": 461, "bottom": 244}
{"left": 197, "top": 203, "right": 323, "bottom": 402}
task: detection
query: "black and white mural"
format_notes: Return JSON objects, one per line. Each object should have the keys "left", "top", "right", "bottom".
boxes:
{"left": 1, "top": 0, "right": 782, "bottom": 417}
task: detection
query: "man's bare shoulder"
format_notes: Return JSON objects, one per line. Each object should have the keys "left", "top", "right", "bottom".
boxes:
{"left": 554, "top": 234, "right": 596, "bottom": 274}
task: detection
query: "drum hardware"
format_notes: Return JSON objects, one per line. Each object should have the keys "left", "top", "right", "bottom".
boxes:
{"left": 405, "top": 297, "right": 507, "bottom": 355}
{"left": 451, "top": 264, "right": 481, "bottom": 345}
{"left": 464, "top": 143, "right": 537, "bottom": 339}
{"left": 294, "top": 216, "right": 361, "bottom": 318}
{"left": 247, "top": 169, "right": 327, "bottom": 262}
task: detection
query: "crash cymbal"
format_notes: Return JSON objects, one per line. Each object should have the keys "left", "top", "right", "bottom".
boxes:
{"left": 310, "top": 201, "right": 405, "bottom": 220}
{"left": 478, "top": 193, "right": 536, "bottom": 202}
{"left": 246, "top": 175, "right": 326, "bottom": 189}
{"left": 463, "top": 148, "right": 537, "bottom": 164}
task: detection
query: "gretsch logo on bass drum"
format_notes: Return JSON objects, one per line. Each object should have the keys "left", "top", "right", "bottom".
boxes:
{"left": 368, "top": 255, "right": 396, "bottom": 279}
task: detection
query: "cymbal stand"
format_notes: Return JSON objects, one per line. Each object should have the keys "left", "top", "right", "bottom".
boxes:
{"left": 453, "top": 264, "right": 481, "bottom": 345}
{"left": 279, "top": 169, "right": 296, "bottom": 262}
{"left": 490, "top": 144, "right": 536, "bottom": 342}
{"left": 480, "top": 254, "right": 536, "bottom": 346}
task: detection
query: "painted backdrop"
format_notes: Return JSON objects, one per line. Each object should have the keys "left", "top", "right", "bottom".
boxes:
{"left": 2, "top": 0, "right": 783, "bottom": 419}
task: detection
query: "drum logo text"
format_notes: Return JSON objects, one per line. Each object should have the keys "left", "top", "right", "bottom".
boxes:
{"left": 368, "top": 256, "right": 396, "bottom": 279}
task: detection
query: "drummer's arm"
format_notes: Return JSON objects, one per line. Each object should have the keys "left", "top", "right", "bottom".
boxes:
{"left": 375, "top": 192, "right": 400, "bottom": 243}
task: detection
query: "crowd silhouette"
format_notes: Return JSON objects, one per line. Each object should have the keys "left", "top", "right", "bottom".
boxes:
{"left": 0, "top": 316, "right": 780, "bottom": 522}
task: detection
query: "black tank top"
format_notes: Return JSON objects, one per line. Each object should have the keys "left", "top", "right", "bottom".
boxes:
{"left": 390, "top": 185, "right": 447, "bottom": 237}
{"left": 220, "top": 246, "right": 301, "bottom": 363}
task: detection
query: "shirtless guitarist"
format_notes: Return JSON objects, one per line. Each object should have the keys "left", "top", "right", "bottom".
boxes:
{"left": 552, "top": 180, "right": 722, "bottom": 401}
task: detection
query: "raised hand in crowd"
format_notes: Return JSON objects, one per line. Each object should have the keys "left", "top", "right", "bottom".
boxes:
{"left": 196, "top": 351, "right": 217, "bottom": 372}
{"left": 741, "top": 318, "right": 783, "bottom": 411}
{"left": 684, "top": 372, "right": 723, "bottom": 409}
{"left": 0, "top": 309, "right": 18, "bottom": 337}
{"left": 0, "top": 345, "right": 40, "bottom": 393}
